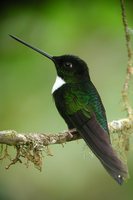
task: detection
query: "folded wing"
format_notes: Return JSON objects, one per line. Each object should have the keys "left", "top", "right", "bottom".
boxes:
{"left": 69, "top": 111, "right": 128, "bottom": 184}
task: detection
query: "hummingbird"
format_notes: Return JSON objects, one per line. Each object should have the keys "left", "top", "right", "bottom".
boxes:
{"left": 9, "top": 34, "right": 128, "bottom": 184}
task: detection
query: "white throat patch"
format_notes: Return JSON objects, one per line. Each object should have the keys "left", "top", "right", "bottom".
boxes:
{"left": 52, "top": 76, "right": 66, "bottom": 94}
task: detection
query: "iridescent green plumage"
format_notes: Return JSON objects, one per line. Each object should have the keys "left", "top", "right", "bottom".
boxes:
{"left": 63, "top": 81, "right": 109, "bottom": 133}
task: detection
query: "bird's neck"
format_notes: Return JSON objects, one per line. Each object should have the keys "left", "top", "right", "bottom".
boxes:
{"left": 52, "top": 75, "right": 91, "bottom": 94}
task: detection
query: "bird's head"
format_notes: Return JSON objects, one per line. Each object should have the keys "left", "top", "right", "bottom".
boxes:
{"left": 53, "top": 55, "right": 90, "bottom": 83}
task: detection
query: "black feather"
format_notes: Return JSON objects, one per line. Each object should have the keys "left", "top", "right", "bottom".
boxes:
{"left": 70, "top": 111, "right": 128, "bottom": 184}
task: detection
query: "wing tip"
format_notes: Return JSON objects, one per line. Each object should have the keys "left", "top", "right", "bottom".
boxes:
{"left": 114, "top": 170, "right": 129, "bottom": 185}
{"left": 116, "top": 175, "right": 125, "bottom": 185}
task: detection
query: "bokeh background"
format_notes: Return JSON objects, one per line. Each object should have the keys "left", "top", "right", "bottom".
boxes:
{"left": 0, "top": 0, "right": 133, "bottom": 200}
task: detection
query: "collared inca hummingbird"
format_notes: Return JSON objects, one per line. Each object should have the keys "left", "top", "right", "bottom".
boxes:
{"left": 9, "top": 35, "right": 128, "bottom": 184}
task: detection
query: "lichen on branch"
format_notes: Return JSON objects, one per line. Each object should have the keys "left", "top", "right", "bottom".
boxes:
{"left": 0, "top": 118, "right": 133, "bottom": 170}
{"left": 121, "top": 0, "right": 133, "bottom": 118}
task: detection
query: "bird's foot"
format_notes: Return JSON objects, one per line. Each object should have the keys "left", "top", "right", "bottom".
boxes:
{"left": 67, "top": 128, "right": 77, "bottom": 139}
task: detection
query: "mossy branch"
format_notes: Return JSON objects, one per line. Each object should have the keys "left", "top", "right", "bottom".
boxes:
{"left": 0, "top": 0, "right": 133, "bottom": 170}
{"left": 0, "top": 119, "right": 132, "bottom": 147}
{"left": 0, "top": 118, "right": 133, "bottom": 170}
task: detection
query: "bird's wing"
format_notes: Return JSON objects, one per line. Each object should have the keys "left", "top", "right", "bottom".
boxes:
{"left": 64, "top": 84, "right": 128, "bottom": 184}
{"left": 66, "top": 82, "right": 109, "bottom": 134}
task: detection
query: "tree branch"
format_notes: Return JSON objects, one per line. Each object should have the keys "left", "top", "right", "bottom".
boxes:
{"left": 0, "top": 118, "right": 133, "bottom": 170}
{"left": 0, "top": 118, "right": 132, "bottom": 147}
{"left": 121, "top": 0, "right": 133, "bottom": 118}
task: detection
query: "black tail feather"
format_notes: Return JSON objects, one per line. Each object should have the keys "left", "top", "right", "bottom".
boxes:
{"left": 70, "top": 112, "right": 128, "bottom": 184}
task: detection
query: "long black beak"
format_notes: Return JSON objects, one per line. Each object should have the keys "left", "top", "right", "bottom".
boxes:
{"left": 9, "top": 34, "right": 54, "bottom": 61}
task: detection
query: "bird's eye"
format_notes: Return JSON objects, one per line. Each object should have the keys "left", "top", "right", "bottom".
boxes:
{"left": 64, "top": 62, "right": 73, "bottom": 68}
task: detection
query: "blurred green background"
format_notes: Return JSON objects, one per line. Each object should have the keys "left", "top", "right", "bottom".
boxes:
{"left": 0, "top": 0, "right": 133, "bottom": 200}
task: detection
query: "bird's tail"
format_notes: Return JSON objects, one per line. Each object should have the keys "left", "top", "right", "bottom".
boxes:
{"left": 71, "top": 112, "right": 128, "bottom": 184}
